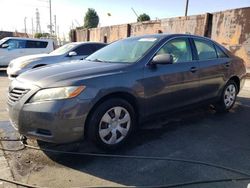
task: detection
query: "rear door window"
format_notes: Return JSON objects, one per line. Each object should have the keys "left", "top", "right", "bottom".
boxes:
{"left": 92, "top": 44, "right": 106, "bottom": 52}
{"left": 74, "top": 44, "right": 94, "bottom": 56}
{"left": 26, "top": 40, "right": 48, "bottom": 48}
{"left": 194, "top": 39, "right": 217, "bottom": 60}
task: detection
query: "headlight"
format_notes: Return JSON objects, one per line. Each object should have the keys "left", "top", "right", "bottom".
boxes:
{"left": 29, "top": 86, "right": 85, "bottom": 103}
{"left": 19, "top": 59, "right": 39, "bottom": 68}
{"left": 19, "top": 61, "right": 32, "bottom": 68}
{"left": 18, "top": 58, "right": 43, "bottom": 68}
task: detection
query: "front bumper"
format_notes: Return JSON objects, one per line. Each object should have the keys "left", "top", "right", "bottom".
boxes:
{"left": 7, "top": 66, "right": 28, "bottom": 79}
{"left": 7, "top": 66, "right": 20, "bottom": 79}
{"left": 8, "top": 82, "right": 92, "bottom": 143}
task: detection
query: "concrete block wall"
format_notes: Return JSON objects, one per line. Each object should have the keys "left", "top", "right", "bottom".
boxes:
{"left": 130, "top": 21, "right": 161, "bottom": 36}
{"left": 0, "top": 31, "right": 29, "bottom": 39}
{"left": 75, "top": 24, "right": 130, "bottom": 43}
{"left": 211, "top": 7, "right": 250, "bottom": 66}
{"left": 74, "top": 14, "right": 210, "bottom": 42}
{"left": 73, "top": 7, "right": 250, "bottom": 67}
{"left": 161, "top": 14, "right": 207, "bottom": 36}
{"left": 75, "top": 28, "right": 89, "bottom": 42}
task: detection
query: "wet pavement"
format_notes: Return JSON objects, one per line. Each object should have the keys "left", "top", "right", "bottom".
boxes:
{"left": 1, "top": 69, "right": 250, "bottom": 187}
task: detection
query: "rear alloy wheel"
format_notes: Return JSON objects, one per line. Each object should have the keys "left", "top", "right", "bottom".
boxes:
{"left": 88, "top": 98, "right": 135, "bottom": 149}
{"left": 224, "top": 84, "right": 236, "bottom": 108}
{"left": 215, "top": 80, "right": 238, "bottom": 112}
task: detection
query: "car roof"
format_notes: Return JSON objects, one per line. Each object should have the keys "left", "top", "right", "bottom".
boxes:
{"left": 129, "top": 33, "right": 213, "bottom": 41}
{"left": 70, "top": 41, "right": 106, "bottom": 45}
{"left": 2, "top": 37, "right": 53, "bottom": 42}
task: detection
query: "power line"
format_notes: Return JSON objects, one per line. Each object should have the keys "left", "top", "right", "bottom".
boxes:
{"left": 131, "top": 7, "right": 139, "bottom": 20}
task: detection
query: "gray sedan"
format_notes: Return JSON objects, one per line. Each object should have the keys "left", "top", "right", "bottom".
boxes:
{"left": 7, "top": 34, "right": 246, "bottom": 150}
{"left": 7, "top": 42, "right": 106, "bottom": 78}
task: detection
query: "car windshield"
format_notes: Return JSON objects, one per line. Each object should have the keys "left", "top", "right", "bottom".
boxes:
{"left": 50, "top": 43, "right": 77, "bottom": 55}
{"left": 0, "top": 38, "right": 8, "bottom": 45}
{"left": 86, "top": 37, "right": 159, "bottom": 63}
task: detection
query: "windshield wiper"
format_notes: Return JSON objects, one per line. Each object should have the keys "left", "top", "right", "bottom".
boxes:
{"left": 93, "top": 59, "right": 104, "bottom": 62}
{"left": 87, "top": 59, "right": 111, "bottom": 63}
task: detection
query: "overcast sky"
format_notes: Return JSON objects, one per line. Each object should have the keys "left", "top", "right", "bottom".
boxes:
{"left": 1, "top": 0, "right": 249, "bottom": 39}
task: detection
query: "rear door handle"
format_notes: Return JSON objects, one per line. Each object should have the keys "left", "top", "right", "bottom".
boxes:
{"left": 190, "top": 67, "right": 198, "bottom": 73}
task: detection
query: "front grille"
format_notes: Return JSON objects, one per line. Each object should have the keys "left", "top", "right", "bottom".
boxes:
{"left": 8, "top": 88, "right": 29, "bottom": 104}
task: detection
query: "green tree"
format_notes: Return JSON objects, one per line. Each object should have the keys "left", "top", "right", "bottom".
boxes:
{"left": 137, "top": 13, "right": 151, "bottom": 22}
{"left": 34, "top": 33, "right": 50, "bottom": 38}
{"left": 84, "top": 8, "right": 99, "bottom": 28}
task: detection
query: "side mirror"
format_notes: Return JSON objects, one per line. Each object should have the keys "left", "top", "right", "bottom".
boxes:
{"left": 68, "top": 51, "right": 77, "bottom": 57}
{"left": 151, "top": 54, "right": 173, "bottom": 65}
{"left": 1, "top": 44, "right": 9, "bottom": 48}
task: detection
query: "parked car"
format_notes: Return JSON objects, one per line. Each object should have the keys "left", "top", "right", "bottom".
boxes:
{"left": 7, "top": 42, "right": 107, "bottom": 78}
{"left": 8, "top": 34, "right": 246, "bottom": 149}
{"left": 0, "top": 37, "right": 54, "bottom": 66}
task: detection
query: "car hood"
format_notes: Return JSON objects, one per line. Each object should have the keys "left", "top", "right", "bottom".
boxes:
{"left": 17, "top": 60, "right": 129, "bottom": 88}
{"left": 10, "top": 53, "right": 59, "bottom": 67}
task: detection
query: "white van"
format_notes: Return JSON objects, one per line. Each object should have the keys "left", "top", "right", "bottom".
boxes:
{"left": 0, "top": 37, "right": 54, "bottom": 66}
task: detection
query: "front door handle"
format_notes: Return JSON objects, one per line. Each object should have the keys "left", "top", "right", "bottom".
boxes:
{"left": 224, "top": 62, "right": 230, "bottom": 68}
{"left": 190, "top": 67, "right": 198, "bottom": 73}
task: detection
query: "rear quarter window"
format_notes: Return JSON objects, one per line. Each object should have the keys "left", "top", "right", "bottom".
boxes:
{"left": 215, "top": 44, "right": 228, "bottom": 58}
{"left": 26, "top": 40, "right": 48, "bottom": 48}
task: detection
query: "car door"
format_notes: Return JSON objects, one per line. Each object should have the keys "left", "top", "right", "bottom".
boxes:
{"left": 191, "top": 38, "right": 230, "bottom": 100}
{"left": 0, "top": 39, "right": 26, "bottom": 66}
{"left": 143, "top": 37, "right": 200, "bottom": 116}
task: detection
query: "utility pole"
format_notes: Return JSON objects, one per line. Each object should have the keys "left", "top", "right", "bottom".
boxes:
{"left": 49, "top": 0, "right": 52, "bottom": 36}
{"left": 24, "top": 17, "right": 27, "bottom": 34}
{"left": 185, "top": 0, "right": 189, "bottom": 17}
{"left": 35, "top": 8, "right": 41, "bottom": 33}
{"left": 54, "top": 15, "right": 56, "bottom": 35}
{"left": 57, "top": 26, "right": 59, "bottom": 37}
{"left": 31, "top": 18, "right": 34, "bottom": 37}
{"left": 57, "top": 25, "right": 60, "bottom": 43}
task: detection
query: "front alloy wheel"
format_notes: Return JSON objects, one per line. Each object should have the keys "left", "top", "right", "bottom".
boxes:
{"left": 99, "top": 106, "right": 131, "bottom": 145}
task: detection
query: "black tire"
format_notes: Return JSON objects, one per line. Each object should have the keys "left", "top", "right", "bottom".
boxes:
{"left": 87, "top": 98, "right": 136, "bottom": 150}
{"left": 215, "top": 80, "right": 238, "bottom": 113}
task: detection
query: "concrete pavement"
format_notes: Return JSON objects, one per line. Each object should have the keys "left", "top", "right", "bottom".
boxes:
{"left": 247, "top": 67, "right": 250, "bottom": 78}
{"left": 0, "top": 71, "right": 15, "bottom": 188}
{"left": 0, "top": 70, "right": 250, "bottom": 187}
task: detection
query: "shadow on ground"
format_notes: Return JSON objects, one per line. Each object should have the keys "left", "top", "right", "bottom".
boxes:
{"left": 33, "top": 96, "right": 250, "bottom": 187}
